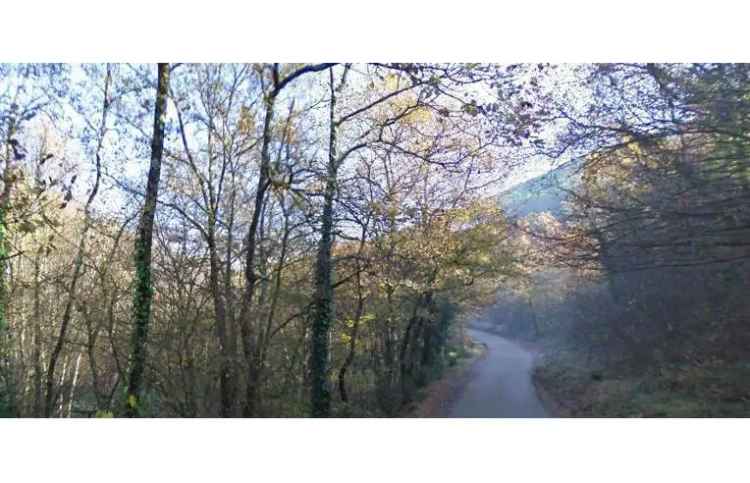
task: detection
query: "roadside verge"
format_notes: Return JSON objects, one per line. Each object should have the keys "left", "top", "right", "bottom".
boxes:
{"left": 408, "top": 341, "right": 487, "bottom": 417}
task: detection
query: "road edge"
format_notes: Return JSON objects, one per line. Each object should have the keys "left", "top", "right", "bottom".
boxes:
{"left": 408, "top": 341, "right": 488, "bottom": 417}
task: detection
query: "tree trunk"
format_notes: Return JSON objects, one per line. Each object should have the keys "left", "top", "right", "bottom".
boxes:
{"left": 399, "top": 311, "right": 417, "bottom": 403}
{"left": 337, "top": 297, "right": 362, "bottom": 404}
{"left": 67, "top": 352, "right": 82, "bottom": 417}
{"left": 238, "top": 92, "right": 275, "bottom": 417}
{"left": 55, "top": 356, "right": 69, "bottom": 417}
{"left": 0, "top": 117, "right": 17, "bottom": 416}
{"left": 44, "top": 65, "right": 111, "bottom": 417}
{"left": 309, "top": 68, "right": 339, "bottom": 417}
{"left": 32, "top": 254, "right": 43, "bottom": 417}
{"left": 238, "top": 63, "right": 335, "bottom": 417}
{"left": 338, "top": 225, "right": 368, "bottom": 404}
{"left": 207, "top": 219, "right": 234, "bottom": 417}
{"left": 125, "top": 63, "right": 170, "bottom": 417}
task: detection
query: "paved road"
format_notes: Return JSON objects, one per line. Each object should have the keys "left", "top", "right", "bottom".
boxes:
{"left": 449, "top": 328, "right": 548, "bottom": 417}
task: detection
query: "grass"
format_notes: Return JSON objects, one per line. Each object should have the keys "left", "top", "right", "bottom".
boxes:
{"left": 533, "top": 350, "right": 750, "bottom": 417}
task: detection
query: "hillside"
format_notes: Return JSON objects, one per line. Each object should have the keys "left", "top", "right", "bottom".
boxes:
{"left": 498, "top": 158, "right": 583, "bottom": 218}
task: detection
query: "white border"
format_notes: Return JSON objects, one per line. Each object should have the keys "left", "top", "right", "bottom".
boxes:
{"left": 1, "top": 418, "right": 748, "bottom": 481}
{"left": 2, "top": 1, "right": 749, "bottom": 61}
{"left": 1, "top": 2, "right": 749, "bottom": 481}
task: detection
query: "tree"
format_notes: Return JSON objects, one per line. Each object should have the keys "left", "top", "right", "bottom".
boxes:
{"left": 125, "top": 63, "right": 170, "bottom": 417}
{"left": 44, "top": 65, "right": 112, "bottom": 416}
{"left": 0, "top": 63, "right": 544, "bottom": 417}
{"left": 167, "top": 63, "right": 261, "bottom": 417}
{"left": 238, "top": 62, "right": 334, "bottom": 417}
{"left": 0, "top": 64, "right": 69, "bottom": 416}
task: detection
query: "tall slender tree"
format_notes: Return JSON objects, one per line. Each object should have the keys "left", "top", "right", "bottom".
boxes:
{"left": 239, "top": 62, "right": 334, "bottom": 416}
{"left": 44, "top": 65, "right": 112, "bottom": 417}
{"left": 125, "top": 63, "right": 170, "bottom": 417}
{"left": 309, "top": 68, "right": 341, "bottom": 417}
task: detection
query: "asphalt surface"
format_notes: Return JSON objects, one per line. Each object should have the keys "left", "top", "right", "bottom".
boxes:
{"left": 449, "top": 328, "right": 548, "bottom": 418}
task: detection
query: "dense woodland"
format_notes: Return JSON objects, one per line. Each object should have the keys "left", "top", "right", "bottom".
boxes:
{"left": 0, "top": 63, "right": 748, "bottom": 417}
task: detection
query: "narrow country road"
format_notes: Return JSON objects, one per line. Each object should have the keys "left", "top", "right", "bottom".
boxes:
{"left": 449, "top": 328, "right": 548, "bottom": 417}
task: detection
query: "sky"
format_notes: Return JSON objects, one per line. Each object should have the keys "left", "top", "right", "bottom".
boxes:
{"left": 3, "top": 63, "right": 591, "bottom": 223}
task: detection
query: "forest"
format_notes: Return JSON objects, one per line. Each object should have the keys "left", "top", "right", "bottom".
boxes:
{"left": 0, "top": 63, "right": 748, "bottom": 417}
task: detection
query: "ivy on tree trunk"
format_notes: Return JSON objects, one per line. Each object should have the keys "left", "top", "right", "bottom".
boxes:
{"left": 309, "top": 68, "right": 339, "bottom": 417}
{"left": 125, "top": 63, "right": 170, "bottom": 417}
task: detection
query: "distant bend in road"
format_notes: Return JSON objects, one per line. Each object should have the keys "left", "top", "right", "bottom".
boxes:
{"left": 449, "top": 328, "right": 548, "bottom": 418}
